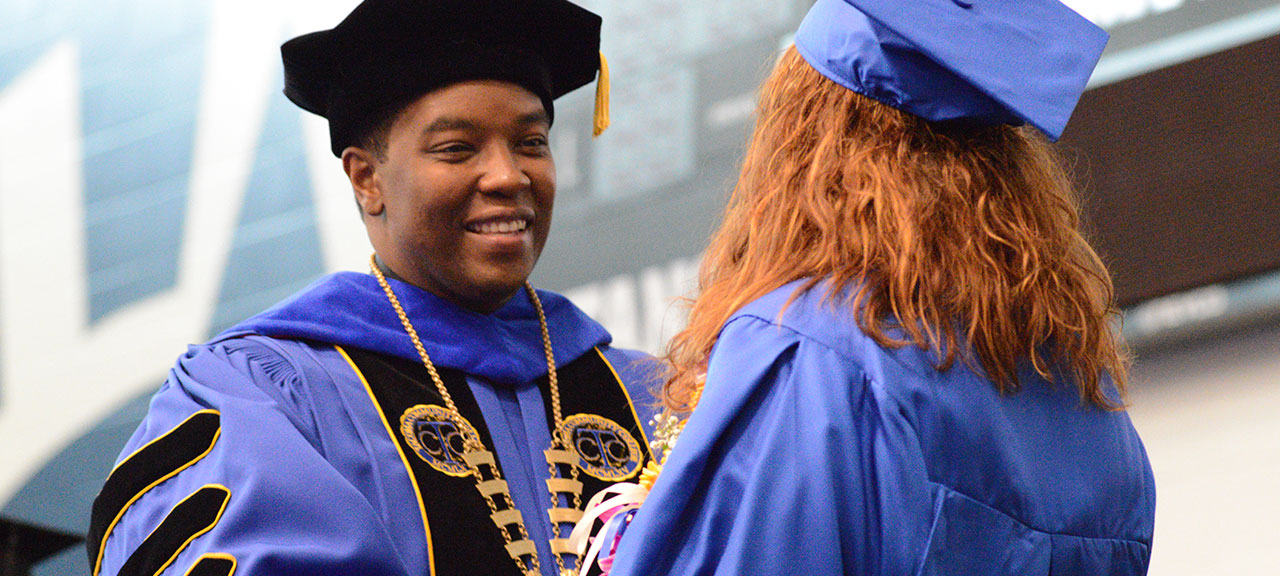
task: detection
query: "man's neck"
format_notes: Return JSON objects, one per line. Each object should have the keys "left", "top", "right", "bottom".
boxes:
{"left": 371, "top": 254, "right": 517, "bottom": 315}
{"left": 372, "top": 254, "right": 408, "bottom": 285}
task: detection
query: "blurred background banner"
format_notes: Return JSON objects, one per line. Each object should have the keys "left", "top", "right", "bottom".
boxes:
{"left": 1, "top": 0, "right": 1277, "bottom": 573}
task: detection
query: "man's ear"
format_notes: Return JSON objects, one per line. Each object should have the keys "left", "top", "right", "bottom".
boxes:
{"left": 342, "top": 147, "right": 384, "bottom": 217}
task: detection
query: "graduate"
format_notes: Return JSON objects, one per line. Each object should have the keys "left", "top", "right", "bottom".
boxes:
{"left": 88, "top": 1, "right": 657, "bottom": 575}
{"left": 598, "top": 0, "right": 1157, "bottom": 574}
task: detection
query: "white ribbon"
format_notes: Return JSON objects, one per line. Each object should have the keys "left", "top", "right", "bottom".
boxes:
{"left": 569, "top": 482, "right": 650, "bottom": 573}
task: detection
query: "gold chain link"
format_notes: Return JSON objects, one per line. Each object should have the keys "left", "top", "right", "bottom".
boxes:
{"left": 370, "top": 255, "right": 581, "bottom": 576}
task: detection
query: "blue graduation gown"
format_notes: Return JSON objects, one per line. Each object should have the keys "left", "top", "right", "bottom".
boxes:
{"left": 91, "top": 272, "right": 659, "bottom": 576}
{"left": 610, "top": 280, "right": 1155, "bottom": 576}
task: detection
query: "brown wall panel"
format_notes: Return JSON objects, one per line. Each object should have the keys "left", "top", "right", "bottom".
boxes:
{"left": 1061, "top": 34, "right": 1280, "bottom": 307}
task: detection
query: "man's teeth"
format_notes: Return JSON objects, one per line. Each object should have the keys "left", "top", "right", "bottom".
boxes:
{"left": 473, "top": 219, "right": 528, "bottom": 234}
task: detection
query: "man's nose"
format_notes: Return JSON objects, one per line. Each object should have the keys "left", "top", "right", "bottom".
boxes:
{"left": 477, "top": 147, "right": 531, "bottom": 195}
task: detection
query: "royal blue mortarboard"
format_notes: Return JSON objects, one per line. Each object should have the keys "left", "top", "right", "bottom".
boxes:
{"left": 794, "top": 0, "right": 1108, "bottom": 141}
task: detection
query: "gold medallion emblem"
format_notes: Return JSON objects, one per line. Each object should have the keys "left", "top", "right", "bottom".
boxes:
{"left": 558, "top": 414, "right": 643, "bottom": 481}
{"left": 400, "top": 404, "right": 480, "bottom": 477}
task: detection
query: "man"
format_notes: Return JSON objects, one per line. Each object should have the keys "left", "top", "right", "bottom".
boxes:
{"left": 88, "top": 1, "right": 656, "bottom": 575}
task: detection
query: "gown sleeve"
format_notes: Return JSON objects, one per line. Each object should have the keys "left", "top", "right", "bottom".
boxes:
{"left": 90, "top": 338, "right": 411, "bottom": 576}
{"left": 607, "top": 315, "right": 934, "bottom": 576}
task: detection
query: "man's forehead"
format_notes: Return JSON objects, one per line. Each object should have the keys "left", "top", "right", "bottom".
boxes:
{"left": 403, "top": 83, "right": 552, "bottom": 130}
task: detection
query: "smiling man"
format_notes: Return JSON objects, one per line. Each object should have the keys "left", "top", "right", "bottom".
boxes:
{"left": 347, "top": 80, "right": 557, "bottom": 314}
{"left": 87, "top": 1, "right": 658, "bottom": 575}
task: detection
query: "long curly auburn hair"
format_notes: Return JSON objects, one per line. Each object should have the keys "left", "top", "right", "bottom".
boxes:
{"left": 664, "top": 47, "right": 1130, "bottom": 412}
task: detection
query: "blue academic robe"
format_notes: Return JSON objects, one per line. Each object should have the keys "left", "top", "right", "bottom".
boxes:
{"left": 610, "top": 280, "right": 1156, "bottom": 576}
{"left": 90, "top": 272, "right": 659, "bottom": 576}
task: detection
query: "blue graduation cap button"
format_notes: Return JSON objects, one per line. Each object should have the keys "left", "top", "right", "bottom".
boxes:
{"left": 794, "top": 0, "right": 1108, "bottom": 140}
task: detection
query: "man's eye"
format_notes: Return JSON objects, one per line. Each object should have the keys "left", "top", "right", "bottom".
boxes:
{"left": 521, "top": 136, "right": 550, "bottom": 150}
{"left": 429, "top": 142, "right": 475, "bottom": 158}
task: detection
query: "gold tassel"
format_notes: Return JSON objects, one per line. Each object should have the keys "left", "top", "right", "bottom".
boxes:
{"left": 593, "top": 52, "right": 611, "bottom": 138}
